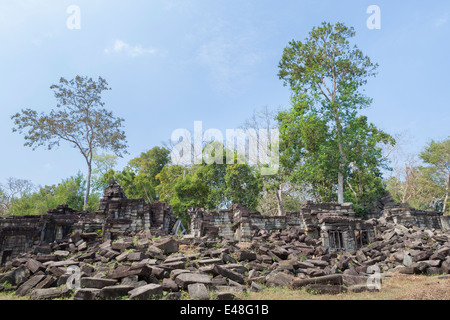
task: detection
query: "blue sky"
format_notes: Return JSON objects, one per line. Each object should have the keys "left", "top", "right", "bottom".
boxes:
{"left": 0, "top": 0, "right": 449, "bottom": 188}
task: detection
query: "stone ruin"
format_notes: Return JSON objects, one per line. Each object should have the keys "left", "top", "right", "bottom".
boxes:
{"left": 1, "top": 180, "right": 449, "bottom": 268}
{"left": 0, "top": 185, "right": 449, "bottom": 300}
{"left": 0, "top": 180, "right": 178, "bottom": 267}
{"left": 189, "top": 196, "right": 450, "bottom": 251}
{"left": 189, "top": 202, "right": 377, "bottom": 251}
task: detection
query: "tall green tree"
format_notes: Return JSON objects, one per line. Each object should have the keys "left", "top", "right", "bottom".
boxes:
{"left": 278, "top": 22, "right": 379, "bottom": 203}
{"left": 419, "top": 138, "right": 450, "bottom": 213}
{"left": 127, "top": 147, "right": 170, "bottom": 201}
{"left": 98, "top": 147, "right": 170, "bottom": 201}
{"left": 156, "top": 143, "right": 262, "bottom": 220}
{"left": 344, "top": 116, "right": 395, "bottom": 210}
{"left": 91, "top": 152, "right": 119, "bottom": 194}
{"left": 11, "top": 76, "right": 128, "bottom": 209}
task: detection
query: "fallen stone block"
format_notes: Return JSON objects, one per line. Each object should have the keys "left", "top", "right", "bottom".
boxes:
{"left": 162, "top": 278, "right": 179, "bottom": 292}
{"left": 45, "top": 260, "right": 79, "bottom": 268}
{"left": 74, "top": 288, "right": 101, "bottom": 300}
{"left": 54, "top": 250, "right": 70, "bottom": 259}
{"left": 198, "top": 258, "right": 223, "bottom": 266}
{"left": 35, "top": 254, "right": 56, "bottom": 263}
{"left": 99, "top": 285, "right": 134, "bottom": 300}
{"left": 80, "top": 277, "right": 118, "bottom": 289}
{"left": 154, "top": 238, "right": 179, "bottom": 255}
{"left": 34, "top": 276, "right": 56, "bottom": 289}
{"left": 266, "top": 272, "right": 294, "bottom": 288}
{"left": 213, "top": 264, "right": 245, "bottom": 284}
{"left": 15, "top": 275, "right": 46, "bottom": 297}
{"left": 25, "top": 259, "right": 45, "bottom": 274}
{"left": 109, "top": 265, "right": 154, "bottom": 283}
{"left": 188, "top": 283, "right": 210, "bottom": 300}
{"left": 215, "top": 292, "right": 236, "bottom": 300}
{"left": 342, "top": 274, "right": 370, "bottom": 286}
{"left": 129, "top": 283, "right": 163, "bottom": 300}
{"left": 0, "top": 265, "right": 29, "bottom": 286}
{"left": 29, "top": 286, "right": 69, "bottom": 300}
{"left": 236, "top": 250, "right": 257, "bottom": 261}
{"left": 292, "top": 274, "right": 343, "bottom": 288}
{"left": 174, "top": 273, "right": 212, "bottom": 289}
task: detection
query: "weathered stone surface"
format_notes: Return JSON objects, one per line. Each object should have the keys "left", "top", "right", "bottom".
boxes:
{"left": 29, "top": 286, "right": 69, "bottom": 300}
{"left": 25, "top": 259, "right": 45, "bottom": 274}
{"left": 154, "top": 238, "right": 179, "bottom": 255}
{"left": 342, "top": 274, "right": 370, "bottom": 286}
{"left": 128, "top": 284, "right": 163, "bottom": 300}
{"left": 74, "top": 288, "right": 101, "bottom": 300}
{"left": 215, "top": 292, "right": 236, "bottom": 300}
{"left": 0, "top": 265, "right": 29, "bottom": 286}
{"left": 213, "top": 264, "right": 245, "bottom": 284}
{"left": 34, "top": 276, "right": 56, "bottom": 289}
{"left": 266, "top": 272, "right": 294, "bottom": 288}
{"left": 188, "top": 283, "right": 210, "bottom": 300}
{"left": 236, "top": 250, "right": 257, "bottom": 261}
{"left": 162, "top": 278, "right": 179, "bottom": 292}
{"left": 127, "top": 251, "right": 148, "bottom": 261}
{"left": 15, "top": 275, "right": 46, "bottom": 296}
{"left": 45, "top": 260, "right": 79, "bottom": 268}
{"left": 80, "top": 277, "right": 118, "bottom": 289}
{"left": 292, "top": 274, "right": 343, "bottom": 288}
{"left": 99, "top": 285, "right": 134, "bottom": 300}
{"left": 174, "top": 273, "right": 212, "bottom": 289}
{"left": 109, "top": 265, "right": 153, "bottom": 283}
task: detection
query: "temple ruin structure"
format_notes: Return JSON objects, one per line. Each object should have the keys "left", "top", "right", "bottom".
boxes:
{"left": 1, "top": 179, "right": 449, "bottom": 267}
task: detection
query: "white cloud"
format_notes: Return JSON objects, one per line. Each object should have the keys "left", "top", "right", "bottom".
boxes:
{"left": 195, "top": 19, "right": 262, "bottom": 94}
{"left": 105, "top": 40, "right": 156, "bottom": 57}
{"left": 434, "top": 13, "right": 448, "bottom": 27}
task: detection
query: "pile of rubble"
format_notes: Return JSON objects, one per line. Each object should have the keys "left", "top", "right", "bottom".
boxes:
{"left": 0, "top": 216, "right": 449, "bottom": 300}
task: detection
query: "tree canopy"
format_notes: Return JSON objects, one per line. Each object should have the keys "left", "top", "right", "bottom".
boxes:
{"left": 278, "top": 22, "right": 381, "bottom": 204}
{"left": 11, "top": 76, "right": 128, "bottom": 209}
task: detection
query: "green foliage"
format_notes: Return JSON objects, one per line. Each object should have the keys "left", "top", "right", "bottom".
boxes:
{"left": 419, "top": 138, "right": 450, "bottom": 213}
{"left": 277, "top": 22, "right": 394, "bottom": 206}
{"left": 387, "top": 138, "right": 450, "bottom": 213}
{"left": 154, "top": 144, "right": 262, "bottom": 222}
{"left": 7, "top": 173, "right": 98, "bottom": 215}
{"left": 98, "top": 147, "right": 170, "bottom": 202}
{"left": 91, "top": 152, "right": 119, "bottom": 193}
{"left": 277, "top": 22, "right": 381, "bottom": 203}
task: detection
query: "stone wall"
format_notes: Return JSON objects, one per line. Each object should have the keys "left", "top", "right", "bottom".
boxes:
{"left": 381, "top": 197, "right": 449, "bottom": 231}
{"left": 189, "top": 201, "right": 376, "bottom": 250}
{"left": 0, "top": 181, "right": 177, "bottom": 266}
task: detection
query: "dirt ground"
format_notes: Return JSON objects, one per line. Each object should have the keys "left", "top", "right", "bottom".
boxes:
{"left": 240, "top": 274, "right": 450, "bottom": 300}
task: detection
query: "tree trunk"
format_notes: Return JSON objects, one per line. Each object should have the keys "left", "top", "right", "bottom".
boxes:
{"left": 84, "top": 162, "right": 92, "bottom": 210}
{"left": 332, "top": 106, "right": 346, "bottom": 204}
{"left": 275, "top": 185, "right": 284, "bottom": 216}
{"left": 337, "top": 171, "right": 344, "bottom": 204}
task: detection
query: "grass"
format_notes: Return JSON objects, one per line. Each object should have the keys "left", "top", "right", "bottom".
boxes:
{"left": 238, "top": 274, "right": 450, "bottom": 300}
{"left": 0, "top": 291, "right": 29, "bottom": 300}
{"left": 1, "top": 274, "right": 448, "bottom": 300}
